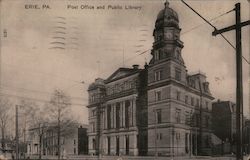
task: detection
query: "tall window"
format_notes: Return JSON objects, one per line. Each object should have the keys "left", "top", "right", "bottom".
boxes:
{"left": 176, "top": 91, "right": 181, "bottom": 100}
{"left": 191, "top": 97, "right": 194, "bottom": 106}
{"left": 185, "top": 112, "right": 190, "bottom": 125}
{"left": 185, "top": 133, "right": 189, "bottom": 153}
{"left": 92, "top": 138, "right": 96, "bottom": 150}
{"left": 92, "top": 122, "right": 96, "bottom": 132}
{"left": 116, "top": 103, "right": 120, "bottom": 129}
{"left": 185, "top": 95, "right": 188, "bottom": 104}
{"left": 155, "top": 51, "right": 159, "bottom": 60}
{"left": 156, "top": 109, "right": 162, "bottom": 124}
{"left": 196, "top": 114, "right": 200, "bottom": 127}
{"left": 205, "top": 101, "right": 209, "bottom": 110}
{"left": 154, "top": 70, "right": 162, "bottom": 81}
{"left": 155, "top": 91, "right": 161, "bottom": 101}
{"left": 107, "top": 105, "right": 111, "bottom": 129}
{"left": 125, "top": 101, "right": 130, "bottom": 128}
{"left": 175, "top": 109, "right": 181, "bottom": 123}
{"left": 205, "top": 115, "right": 209, "bottom": 127}
{"left": 92, "top": 109, "right": 96, "bottom": 117}
{"left": 175, "top": 68, "right": 181, "bottom": 81}
{"left": 196, "top": 99, "right": 200, "bottom": 107}
{"left": 159, "top": 49, "right": 163, "bottom": 60}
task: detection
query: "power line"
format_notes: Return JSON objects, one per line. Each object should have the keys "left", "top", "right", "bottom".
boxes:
{"left": 0, "top": 93, "right": 87, "bottom": 107}
{"left": 181, "top": 9, "right": 234, "bottom": 35}
{"left": 181, "top": 0, "right": 250, "bottom": 65}
{"left": 2, "top": 62, "right": 85, "bottom": 84}
{"left": 0, "top": 85, "right": 87, "bottom": 101}
{"left": 121, "top": 8, "right": 237, "bottom": 67}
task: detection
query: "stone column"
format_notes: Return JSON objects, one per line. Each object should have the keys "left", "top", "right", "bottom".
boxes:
{"left": 114, "top": 104, "right": 116, "bottom": 129}
{"left": 104, "top": 106, "right": 107, "bottom": 129}
{"left": 132, "top": 98, "right": 136, "bottom": 126}
{"left": 119, "top": 105, "right": 122, "bottom": 129}
{"left": 122, "top": 101, "right": 126, "bottom": 127}
{"left": 130, "top": 100, "right": 133, "bottom": 127}
{"left": 111, "top": 104, "right": 114, "bottom": 129}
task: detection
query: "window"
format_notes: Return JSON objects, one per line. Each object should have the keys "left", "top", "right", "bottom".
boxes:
{"left": 92, "top": 109, "right": 96, "bottom": 116}
{"left": 185, "top": 133, "right": 189, "bottom": 153}
{"left": 159, "top": 49, "right": 163, "bottom": 60}
{"left": 157, "top": 133, "right": 163, "bottom": 140}
{"left": 74, "top": 139, "right": 76, "bottom": 145}
{"left": 191, "top": 97, "right": 194, "bottom": 106}
{"left": 196, "top": 99, "right": 200, "bottom": 107}
{"left": 185, "top": 112, "right": 190, "bottom": 125}
{"left": 176, "top": 132, "right": 181, "bottom": 140}
{"left": 74, "top": 148, "right": 76, "bottom": 154}
{"left": 155, "top": 91, "right": 161, "bottom": 101}
{"left": 190, "top": 79, "right": 195, "bottom": 88}
{"left": 155, "top": 51, "right": 159, "bottom": 60}
{"left": 124, "top": 81, "right": 129, "bottom": 90}
{"left": 156, "top": 109, "right": 162, "bottom": 124}
{"left": 205, "top": 116, "right": 209, "bottom": 127}
{"left": 92, "top": 138, "right": 96, "bottom": 150}
{"left": 107, "top": 105, "right": 111, "bottom": 129}
{"left": 125, "top": 101, "right": 130, "bottom": 128}
{"left": 116, "top": 103, "right": 120, "bottom": 129}
{"left": 205, "top": 101, "right": 209, "bottom": 110}
{"left": 154, "top": 70, "right": 163, "bottom": 81}
{"left": 92, "top": 122, "right": 96, "bottom": 132}
{"left": 175, "top": 68, "right": 181, "bottom": 81}
{"left": 185, "top": 95, "right": 188, "bottom": 104}
{"left": 196, "top": 114, "right": 200, "bottom": 127}
{"left": 175, "top": 109, "right": 181, "bottom": 123}
{"left": 176, "top": 91, "right": 181, "bottom": 100}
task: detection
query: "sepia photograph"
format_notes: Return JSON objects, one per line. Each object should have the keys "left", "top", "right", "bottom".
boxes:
{"left": 0, "top": 0, "right": 249, "bottom": 159}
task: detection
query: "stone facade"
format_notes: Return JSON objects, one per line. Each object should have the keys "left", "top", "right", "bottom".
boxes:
{"left": 87, "top": 0, "right": 214, "bottom": 157}
{"left": 87, "top": 67, "right": 148, "bottom": 156}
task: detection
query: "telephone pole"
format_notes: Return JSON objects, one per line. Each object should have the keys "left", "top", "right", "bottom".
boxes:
{"left": 15, "top": 105, "right": 19, "bottom": 160}
{"left": 212, "top": 3, "right": 250, "bottom": 160}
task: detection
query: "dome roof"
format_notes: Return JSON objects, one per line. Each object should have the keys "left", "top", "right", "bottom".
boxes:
{"left": 156, "top": 1, "right": 179, "bottom": 23}
{"left": 88, "top": 78, "right": 105, "bottom": 91}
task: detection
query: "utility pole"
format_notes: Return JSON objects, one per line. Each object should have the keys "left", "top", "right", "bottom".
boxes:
{"left": 15, "top": 105, "right": 19, "bottom": 160}
{"left": 153, "top": 109, "right": 158, "bottom": 159}
{"left": 212, "top": 3, "right": 250, "bottom": 160}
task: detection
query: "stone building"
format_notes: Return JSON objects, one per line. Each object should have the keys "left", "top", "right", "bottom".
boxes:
{"left": 87, "top": 66, "right": 148, "bottom": 156}
{"left": 27, "top": 124, "right": 88, "bottom": 158}
{"left": 87, "top": 0, "right": 214, "bottom": 157}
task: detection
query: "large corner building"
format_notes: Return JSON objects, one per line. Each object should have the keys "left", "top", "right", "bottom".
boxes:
{"left": 87, "top": 1, "right": 214, "bottom": 157}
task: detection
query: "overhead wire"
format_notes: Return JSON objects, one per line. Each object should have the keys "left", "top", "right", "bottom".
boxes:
{"left": 180, "top": 0, "right": 250, "bottom": 65}
{"left": 0, "top": 93, "right": 87, "bottom": 107}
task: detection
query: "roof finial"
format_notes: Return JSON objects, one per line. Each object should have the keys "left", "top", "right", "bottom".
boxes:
{"left": 164, "top": 0, "right": 170, "bottom": 8}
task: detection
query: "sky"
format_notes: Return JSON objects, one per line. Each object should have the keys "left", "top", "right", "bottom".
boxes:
{"left": 0, "top": 0, "right": 249, "bottom": 125}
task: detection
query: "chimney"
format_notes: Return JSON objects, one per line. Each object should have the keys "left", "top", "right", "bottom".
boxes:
{"left": 132, "top": 64, "right": 139, "bottom": 69}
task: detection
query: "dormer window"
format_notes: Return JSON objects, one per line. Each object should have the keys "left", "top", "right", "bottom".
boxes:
{"left": 203, "top": 82, "right": 209, "bottom": 92}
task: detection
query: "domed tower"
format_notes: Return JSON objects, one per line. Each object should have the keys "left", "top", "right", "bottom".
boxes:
{"left": 151, "top": 0, "right": 185, "bottom": 66}
{"left": 147, "top": 1, "right": 188, "bottom": 156}
{"left": 147, "top": 1, "right": 214, "bottom": 157}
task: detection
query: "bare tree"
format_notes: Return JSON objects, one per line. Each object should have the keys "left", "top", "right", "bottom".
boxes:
{"left": 19, "top": 99, "right": 39, "bottom": 143}
{"left": 19, "top": 99, "right": 48, "bottom": 160}
{"left": 0, "top": 97, "right": 11, "bottom": 153}
{"left": 47, "top": 89, "right": 73, "bottom": 160}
